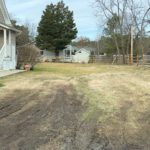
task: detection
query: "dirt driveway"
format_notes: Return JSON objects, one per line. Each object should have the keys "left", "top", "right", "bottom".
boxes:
{"left": 0, "top": 63, "right": 150, "bottom": 150}
{"left": 0, "top": 75, "right": 103, "bottom": 150}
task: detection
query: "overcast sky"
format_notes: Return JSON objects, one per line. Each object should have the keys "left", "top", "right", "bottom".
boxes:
{"left": 6, "top": 0, "right": 99, "bottom": 40}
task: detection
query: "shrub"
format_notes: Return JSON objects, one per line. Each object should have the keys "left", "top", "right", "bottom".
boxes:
{"left": 17, "top": 44, "right": 40, "bottom": 70}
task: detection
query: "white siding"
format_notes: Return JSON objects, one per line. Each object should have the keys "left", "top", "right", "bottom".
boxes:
{"left": 73, "top": 49, "right": 90, "bottom": 63}
{"left": 0, "top": 31, "right": 17, "bottom": 70}
{"left": 41, "top": 50, "right": 64, "bottom": 62}
{"left": 0, "top": 0, "right": 17, "bottom": 70}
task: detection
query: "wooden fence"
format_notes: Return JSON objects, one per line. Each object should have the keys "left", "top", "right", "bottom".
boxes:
{"left": 89, "top": 55, "right": 150, "bottom": 65}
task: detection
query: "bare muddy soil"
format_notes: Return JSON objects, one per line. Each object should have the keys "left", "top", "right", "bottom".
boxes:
{"left": 0, "top": 84, "right": 110, "bottom": 150}
{"left": 0, "top": 82, "right": 149, "bottom": 150}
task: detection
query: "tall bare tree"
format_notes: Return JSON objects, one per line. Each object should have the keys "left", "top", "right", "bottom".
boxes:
{"left": 95, "top": 0, "right": 150, "bottom": 64}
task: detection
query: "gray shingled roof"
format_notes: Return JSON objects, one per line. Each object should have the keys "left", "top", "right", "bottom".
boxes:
{"left": 0, "top": 8, "right": 5, "bottom": 24}
{"left": 0, "top": 0, "right": 12, "bottom": 26}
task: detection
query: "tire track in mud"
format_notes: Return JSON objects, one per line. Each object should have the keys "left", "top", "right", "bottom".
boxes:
{"left": 0, "top": 83, "right": 146, "bottom": 150}
{"left": 0, "top": 84, "right": 108, "bottom": 150}
{"left": 0, "top": 90, "right": 38, "bottom": 119}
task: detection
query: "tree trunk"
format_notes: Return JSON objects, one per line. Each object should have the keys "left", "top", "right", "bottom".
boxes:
{"left": 113, "top": 33, "right": 120, "bottom": 64}
{"left": 122, "top": 36, "right": 126, "bottom": 64}
{"left": 55, "top": 50, "right": 60, "bottom": 62}
{"left": 55, "top": 50, "right": 59, "bottom": 57}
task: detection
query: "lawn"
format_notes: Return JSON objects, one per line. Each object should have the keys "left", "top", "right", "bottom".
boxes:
{"left": 0, "top": 63, "right": 150, "bottom": 150}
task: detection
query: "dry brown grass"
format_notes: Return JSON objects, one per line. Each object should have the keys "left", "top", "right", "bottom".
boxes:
{"left": 0, "top": 63, "right": 150, "bottom": 149}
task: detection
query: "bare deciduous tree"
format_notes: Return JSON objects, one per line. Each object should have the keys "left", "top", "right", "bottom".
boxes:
{"left": 95, "top": 0, "right": 150, "bottom": 64}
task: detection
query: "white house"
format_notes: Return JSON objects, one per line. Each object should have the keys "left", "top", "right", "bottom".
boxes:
{"left": 40, "top": 45, "right": 77, "bottom": 62}
{"left": 40, "top": 50, "right": 63, "bottom": 62}
{"left": 63, "top": 45, "right": 79, "bottom": 62}
{"left": 0, "top": 0, "right": 19, "bottom": 70}
{"left": 72, "top": 48, "right": 91, "bottom": 63}
{"left": 40, "top": 45, "right": 92, "bottom": 63}
{"left": 63, "top": 45, "right": 91, "bottom": 63}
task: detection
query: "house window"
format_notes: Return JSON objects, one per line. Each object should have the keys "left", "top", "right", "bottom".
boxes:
{"left": 40, "top": 51, "right": 44, "bottom": 55}
{"left": 66, "top": 50, "right": 70, "bottom": 57}
{"left": 72, "top": 50, "right": 77, "bottom": 55}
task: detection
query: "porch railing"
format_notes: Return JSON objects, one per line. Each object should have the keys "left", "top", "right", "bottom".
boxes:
{"left": 0, "top": 45, "right": 5, "bottom": 68}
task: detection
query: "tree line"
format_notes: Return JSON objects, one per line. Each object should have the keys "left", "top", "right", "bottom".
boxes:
{"left": 94, "top": 0, "right": 150, "bottom": 63}
{"left": 12, "top": 0, "right": 150, "bottom": 64}
{"left": 12, "top": 1, "right": 77, "bottom": 56}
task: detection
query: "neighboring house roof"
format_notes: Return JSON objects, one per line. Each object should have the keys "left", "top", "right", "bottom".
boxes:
{"left": 0, "top": 0, "right": 20, "bottom": 32}
{"left": 64, "top": 45, "right": 95, "bottom": 56}
{"left": 65, "top": 45, "right": 79, "bottom": 51}
{"left": 82, "top": 47, "right": 96, "bottom": 52}
{"left": 77, "top": 48, "right": 91, "bottom": 54}
{"left": 65, "top": 45, "right": 95, "bottom": 52}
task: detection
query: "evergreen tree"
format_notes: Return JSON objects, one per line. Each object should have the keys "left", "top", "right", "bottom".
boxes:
{"left": 36, "top": 1, "right": 78, "bottom": 56}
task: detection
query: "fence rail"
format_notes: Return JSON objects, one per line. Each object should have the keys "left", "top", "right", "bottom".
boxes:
{"left": 89, "top": 55, "right": 150, "bottom": 65}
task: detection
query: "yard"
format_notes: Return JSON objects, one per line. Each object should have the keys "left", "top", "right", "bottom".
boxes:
{"left": 0, "top": 63, "right": 150, "bottom": 150}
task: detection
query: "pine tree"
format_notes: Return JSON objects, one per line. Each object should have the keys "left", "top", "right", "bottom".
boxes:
{"left": 36, "top": 1, "right": 78, "bottom": 56}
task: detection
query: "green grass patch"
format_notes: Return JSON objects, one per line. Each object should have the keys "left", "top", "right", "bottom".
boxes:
{"left": 0, "top": 82, "right": 4, "bottom": 87}
{"left": 33, "top": 63, "right": 99, "bottom": 76}
{"left": 75, "top": 77, "right": 117, "bottom": 123}
{"left": 33, "top": 63, "right": 145, "bottom": 77}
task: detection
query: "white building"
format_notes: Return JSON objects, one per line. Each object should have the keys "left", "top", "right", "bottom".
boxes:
{"left": 63, "top": 45, "right": 79, "bottom": 62}
{"left": 40, "top": 50, "right": 63, "bottom": 62}
{"left": 40, "top": 45, "right": 92, "bottom": 63}
{"left": 72, "top": 48, "right": 91, "bottom": 63}
{"left": 0, "top": 0, "right": 19, "bottom": 70}
{"left": 63, "top": 45, "right": 91, "bottom": 63}
{"left": 40, "top": 45, "right": 78, "bottom": 62}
